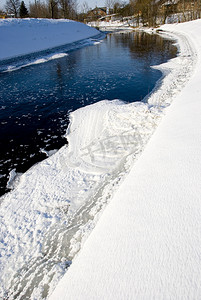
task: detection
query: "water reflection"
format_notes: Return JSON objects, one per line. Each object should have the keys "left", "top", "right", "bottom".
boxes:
{"left": 112, "top": 31, "right": 177, "bottom": 62}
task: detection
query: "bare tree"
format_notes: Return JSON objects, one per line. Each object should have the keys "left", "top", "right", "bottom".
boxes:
{"left": 29, "top": 0, "right": 77, "bottom": 19}
{"left": 62, "top": 0, "right": 77, "bottom": 19}
{"left": 77, "top": 0, "right": 90, "bottom": 22}
{"left": 105, "top": 0, "right": 115, "bottom": 13}
{"left": 113, "top": 1, "right": 122, "bottom": 13}
{"left": 49, "top": 0, "right": 58, "bottom": 18}
{"left": 29, "top": 0, "right": 49, "bottom": 18}
{"left": 59, "top": 0, "right": 69, "bottom": 17}
{"left": 59, "top": 0, "right": 77, "bottom": 18}
{"left": 5, "top": 0, "right": 20, "bottom": 17}
{"left": 81, "top": 1, "right": 89, "bottom": 14}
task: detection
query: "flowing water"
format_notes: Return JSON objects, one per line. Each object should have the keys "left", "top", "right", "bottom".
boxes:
{"left": 0, "top": 31, "right": 177, "bottom": 196}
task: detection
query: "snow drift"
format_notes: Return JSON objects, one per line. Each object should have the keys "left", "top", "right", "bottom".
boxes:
{"left": 0, "top": 18, "right": 99, "bottom": 60}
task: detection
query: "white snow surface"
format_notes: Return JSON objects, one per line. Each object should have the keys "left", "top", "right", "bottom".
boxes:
{"left": 89, "top": 20, "right": 132, "bottom": 31}
{"left": 0, "top": 18, "right": 99, "bottom": 60}
{"left": 48, "top": 20, "right": 201, "bottom": 300}
{"left": 0, "top": 19, "right": 200, "bottom": 300}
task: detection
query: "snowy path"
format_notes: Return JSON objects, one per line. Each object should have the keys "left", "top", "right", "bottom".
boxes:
{"left": 49, "top": 21, "right": 201, "bottom": 299}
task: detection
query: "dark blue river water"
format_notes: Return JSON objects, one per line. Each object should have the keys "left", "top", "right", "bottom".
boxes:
{"left": 0, "top": 31, "right": 177, "bottom": 196}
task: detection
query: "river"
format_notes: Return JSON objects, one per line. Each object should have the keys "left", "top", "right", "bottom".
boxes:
{"left": 0, "top": 31, "right": 177, "bottom": 196}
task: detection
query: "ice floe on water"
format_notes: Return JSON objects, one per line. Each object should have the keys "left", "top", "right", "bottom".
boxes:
{"left": 0, "top": 30, "right": 196, "bottom": 299}
{"left": 3, "top": 53, "right": 68, "bottom": 73}
{"left": 40, "top": 148, "right": 58, "bottom": 157}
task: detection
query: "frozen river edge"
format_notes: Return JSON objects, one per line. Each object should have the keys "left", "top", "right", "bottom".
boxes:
{"left": 49, "top": 21, "right": 201, "bottom": 300}
{"left": 0, "top": 20, "right": 199, "bottom": 299}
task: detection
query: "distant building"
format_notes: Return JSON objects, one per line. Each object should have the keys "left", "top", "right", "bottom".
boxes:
{"left": 85, "top": 7, "right": 107, "bottom": 22}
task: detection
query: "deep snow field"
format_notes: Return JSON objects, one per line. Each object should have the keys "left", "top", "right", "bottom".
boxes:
{"left": 0, "top": 18, "right": 200, "bottom": 299}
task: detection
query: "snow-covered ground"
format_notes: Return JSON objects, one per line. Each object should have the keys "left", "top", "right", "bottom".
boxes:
{"left": 0, "top": 18, "right": 99, "bottom": 60}
{"left": 88, "top": 20, "right": 133, "bottom": 31}
{"left": 48, "top": 20, "right": 201, "bottom": 299}
{"left": 0, "top": 19, "right": 200, "bottom": 300}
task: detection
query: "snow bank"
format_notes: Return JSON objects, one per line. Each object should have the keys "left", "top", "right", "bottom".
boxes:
{"left": 48, "top": 20, "right": 201, "bottom": 300}
{"left": 89, "top": 20, "right": 132, "bottom": 31}
{"left": 0, "top": 19, "right": 200, "bottom": 300}
{"left": 0, "top": 99, "right": 164, "bottom": 299}
{"left": 0, "top": 18, "right": 99, "bottom": 60}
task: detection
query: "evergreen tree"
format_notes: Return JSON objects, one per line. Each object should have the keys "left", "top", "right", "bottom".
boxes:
{"left": 20, "top": 1, "right": 29, "bottom": 18}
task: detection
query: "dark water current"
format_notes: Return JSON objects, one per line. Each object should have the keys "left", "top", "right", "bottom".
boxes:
{"left": 0, "top": 31, "right": 177, "bottom": 196}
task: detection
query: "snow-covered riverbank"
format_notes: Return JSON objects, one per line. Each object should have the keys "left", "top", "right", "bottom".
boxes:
{"left": 49, "top": 20, "right": 201, "bottom": 299}
{"left": 0, "top": 18, "right": 99, "bottom": 60}
{"left": 0, "top": 18, "right": 200, "bottom": 299}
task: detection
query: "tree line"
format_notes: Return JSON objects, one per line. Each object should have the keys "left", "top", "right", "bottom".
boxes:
{"left": 78, "top": 0, "right": 201, "bottom": 25}
{"left": 2, "top": 0, "right": 77, "bottom": 19}
{"left": 1, "top": 0, "right": 201, "bottom": 25}
{"left": 102, "top": 0, "right": 201, "bottom": 26}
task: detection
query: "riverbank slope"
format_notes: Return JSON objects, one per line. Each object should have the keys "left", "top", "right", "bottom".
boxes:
{"left": 49, "top": 20, "right": 201, "bottom": 300}
{"left": 0, "top": 18, "right": 99, "bottom": 60}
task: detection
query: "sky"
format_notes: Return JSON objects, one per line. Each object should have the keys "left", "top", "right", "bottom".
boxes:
{"left": 79, "top": 0, "right": 105, "bottom": 10}
{"left": 0, "top": 0, "right": 106, "bottom": 11}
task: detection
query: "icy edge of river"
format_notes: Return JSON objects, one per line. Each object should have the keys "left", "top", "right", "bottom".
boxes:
{"left": 0, "top": 30, "right": 196, "bottom": 300}
{"left": 0, "top": 33, "right": 104, "bottom": 73}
